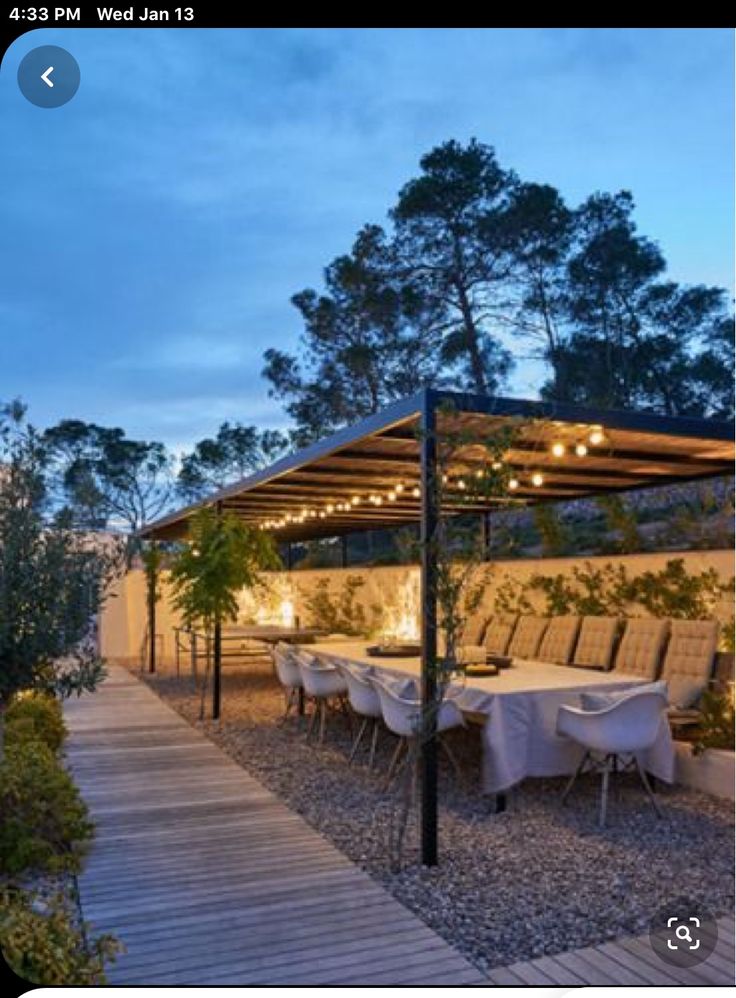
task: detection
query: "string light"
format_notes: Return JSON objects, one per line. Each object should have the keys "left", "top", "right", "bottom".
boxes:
{"left": 457, "top": 479, "right": 466, "bottom": 490}
{"left": 531, "top": 472, "right": 545, "bottom": 487}
{"left": 395, "top": 483, "right": 404, "bottom": 493}
{"left": 575, "top": 443, "right": 588, "bottom": 457}
{"left": 508, "top": 478, "right": 520, "bottom": 491}
{"left": 388, "top": 490, "right": 397, "bottom": 501}
{"left": 491, "top": 461, "right": 502, "bottom": 471}
{"left": 412, "top": 487, "right": 420, "bottom": 499}
{"left": 551, "top": 442, "right": 566, "bottom": 458}
{"left": 351, "top": 495, "right": 361, "bottom": 505}
{"left": 589, "top": 428, "right": 605, "bottom": 446}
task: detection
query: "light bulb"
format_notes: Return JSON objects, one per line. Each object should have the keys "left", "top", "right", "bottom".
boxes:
{"left": 508, "top": 478, "right": 519, "bottom": 491}
{"left": 532, "top": 472, "right": 544, "bottom": 487}
{"left": 491, "top": 461, "right": 502, "bottom": 471}
{"left": 388, "top": 491, "right": 397, "bottom": 501}
{"left": 412, "top": 487, "right": 420, "bottom": 498}
{"left": 551, "top": 442, "right": 566, "bottom": 458}
{"left": 589, "top": 428, "right": 605, "bottom": 446}
{"left": 575, "top": 443, "right": 588, "bottom": 457}
{"left": 326, "top": 504, "right": 334, "bottom": 514}
{"left": 395, "top": 483, "right": 404, "bottom": 493}
{"left": 351, "top": 495, "right": 360, "bottom": 505}
{"left": 457, "top": 479, "right": 466, "bottom": 490}
{"left": 375, "top": 496, "right": 383, "bottom": 506}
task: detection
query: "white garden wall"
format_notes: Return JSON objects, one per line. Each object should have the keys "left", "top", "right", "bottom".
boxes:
{"left": 100, "top": 548, "right": 734, "bottom": 668}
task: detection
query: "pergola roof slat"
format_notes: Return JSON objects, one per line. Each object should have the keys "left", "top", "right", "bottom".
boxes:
{"left": 140, "top": 391, "right": 734, "bottom": 542}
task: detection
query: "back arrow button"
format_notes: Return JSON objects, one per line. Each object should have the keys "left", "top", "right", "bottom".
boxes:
{"left": 41, "top": 66, "right": 54, "bottom": 88}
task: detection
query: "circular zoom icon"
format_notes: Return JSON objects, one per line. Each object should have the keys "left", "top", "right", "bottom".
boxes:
{"left": 650, "top": 897, "right": 718, "bottom": 969}
{"left": 17, "top": 46, "right": 80, "bottom": 108}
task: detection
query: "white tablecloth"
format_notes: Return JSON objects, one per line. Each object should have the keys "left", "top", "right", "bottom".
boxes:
{"left": 307, "top": 642, "right": 675, "bottom": 794}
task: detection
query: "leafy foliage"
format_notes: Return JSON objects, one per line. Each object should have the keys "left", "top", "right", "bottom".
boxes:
{"left": 264, "top": 140, "right": 733, "bottom": 443}
{"left": 301, "top": 575, "right": 369, "bottom": 635}
{"left": 0, "top": 887, "right": 122, "bottom": 985}
{"left": 264, "top": 225, "right": 442, "bottom": 444}
{"left": 0, "top": 404, "right": 121, "bottom": 704}
{"left": 0, "top": 740, "right": 92, "bottom": 875}
{"left": 169, "top": 508, "right": 280, "bottom": 634}
{"left": 178, "top": 422, "right": 288, "bottom": 500}
{"left": 691, "top": 690, "right": 735, "bottom": 757}
{"left": 595, "top": 495, "right": 642, "bottom": 554}
{"left": 5, "top": 694, "right": 66, "bottom": 754}
{"left": 517, "top": 558, "right": 731, "bottom": 620}
{"left": 43, "top": 419, "right": 174, "bottom": 534}
{"left": 622, "top": 558, "right": 729, "bottom": 619}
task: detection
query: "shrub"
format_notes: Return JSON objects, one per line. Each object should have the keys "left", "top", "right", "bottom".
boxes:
{"left": 691, "top": 690, "right": 735, "bottom": 757}
{"left": 0, "top": 888, "right": 122, "bottom": 985}
{"left": 5, "top": 692, "right": 67, "bottom": 754}
{"left": 0, "top": 740, "right": 92, "bottom": 875}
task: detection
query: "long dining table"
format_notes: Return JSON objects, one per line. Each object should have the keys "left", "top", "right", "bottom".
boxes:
{"left": 303, "top": 640, "right": 675, "bottom": 801}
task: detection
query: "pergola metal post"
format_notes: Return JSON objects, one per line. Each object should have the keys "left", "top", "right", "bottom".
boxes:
{"left": 212, "top": 501, "right": 223, "bottom": 721}
{"left": 340, "top": 534, "right": 348, "bottom": 569}
{"left": 147, "top": 541, "right": 158, "bottom": 674}
{"left": 481, "top": 512, "right": 491, "bottom": 561}
{"left": 420, "top": 389, "right": 439, "bottom": 867}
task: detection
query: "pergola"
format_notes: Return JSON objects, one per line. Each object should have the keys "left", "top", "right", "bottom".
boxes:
{"left": 141, "top": 388, "right": 735, "bottom": 864}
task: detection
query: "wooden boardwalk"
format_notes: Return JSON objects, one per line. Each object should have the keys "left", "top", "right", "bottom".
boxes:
{"left": 487, "top": 914, "right": 735, "bottom": 987}
{"left": 63, "top": 666, "right": 485, "bottom": 986}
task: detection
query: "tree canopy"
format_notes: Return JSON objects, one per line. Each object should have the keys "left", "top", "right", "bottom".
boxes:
{"left": 264, "top": 139, "right": 734, "bottom": 441}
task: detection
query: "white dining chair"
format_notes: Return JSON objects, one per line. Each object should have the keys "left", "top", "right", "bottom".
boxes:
{"left": 334, "top": 661, "right": 383, "bottom": 768}
{"left": 556, "top": 689, "right": 667, "bottom": 827}
{"left": 272, "top": 643, "right": 303, "bottom": 723}
{"left": 369, "top": 676, "right": 465, "bottom": 788}
{"left": 296, "top": 652, "right": 348, "bottom": 744}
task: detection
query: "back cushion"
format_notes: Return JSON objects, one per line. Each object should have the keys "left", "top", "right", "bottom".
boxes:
{"left": 463, "top": 615, "right": 490, "bottom": 646}
{"left": 614, "top": 619, "right": 669, "bottom": 679}
{"left": 661, "top": 619, "right": 719, "bottom": 708}
{"left": 484, "top": 615, "right": 518, "bottom": 656}
{"left": 508, "top": 617, "right": 549, "bottom": 660}
{"left": 537, "top": 616, "right": 581, "bottom": 665}
{"left": 573, "top": 616, "right": 620, "bottom": 670}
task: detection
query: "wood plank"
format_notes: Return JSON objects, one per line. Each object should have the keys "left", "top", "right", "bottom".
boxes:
{"left": 66, "top": 664, "right": 484, "bottom": 986}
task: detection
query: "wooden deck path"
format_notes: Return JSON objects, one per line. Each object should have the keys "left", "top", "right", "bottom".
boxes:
{"left": 63, "top": 666, "right": 485, "bottom": 986}
{"left": 487, "top": 914, "right": 735, "bottom": 987}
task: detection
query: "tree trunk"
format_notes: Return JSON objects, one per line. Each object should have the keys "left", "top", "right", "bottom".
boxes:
{"left": 456, "top": 284, "right": 487, "bottom": 394}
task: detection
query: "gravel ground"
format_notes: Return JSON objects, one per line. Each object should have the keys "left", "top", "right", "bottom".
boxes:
{"left": 138, "top": 659, "right": 734, "bottom": 973}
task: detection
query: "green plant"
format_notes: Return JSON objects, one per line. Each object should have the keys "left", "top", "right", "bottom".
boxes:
{"left": 170, "top": 508, "right": 280, "bottom": 633}
{"left": 493, "top": 576, "right": 534, "bottom": 616}
{"left": 532, "top": 505, "right": 569, "bottom": 557}
{"left": 0, "top": 403, "right": 122, "bottom": 718}
{"left": 720, "top": 618, "right": 735, "bottom": 653}
{"left": 302, "top": 575, "right": 368, "bottom": 635}
{"left": 0, "top": 887, "right": 122, "bottom": 985}
{"left": 691, "top": 689, "right": 735, "bottom": 757}
{"left": 5, "top": 693, "right": 66, "bottom": 754}
{"left": 595, "top": 494, "right": 642, "bottom": 554}
{"left": 0, "top": 740, "right": 92, "bottom": 874}
{"left": 527, "top": 572, "right": 575, "bottom": 615}
{"left": 623, "top": 558, "right": 731, "bottom": 619}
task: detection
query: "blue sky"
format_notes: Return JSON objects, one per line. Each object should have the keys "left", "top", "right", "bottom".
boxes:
{"left": 1, "top": 27, "right": 733, "bottom": 452}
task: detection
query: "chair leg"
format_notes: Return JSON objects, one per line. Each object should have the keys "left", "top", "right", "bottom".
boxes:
{"left": 318, "top": 699, "right": 327, "bottom": 744}
{"left": 635, "top": 757, "right": 663, "bottom": 819}
{"left": 384, "top": 737, "right": 405, "bottom": 790}
{"left": 439, "top": 735, "right": 464, "bottom": 786}
{"left": 348, "top": 718, "right": 368, "bottom": 766}
{"left": 561, "top": 751, "right": 589, "bottom": 805}
{"left": 280, "top": 687, "right": 295, "bottom": 724}
{"left": 599, "top": 760, "right": 611, "bottom": 828}
{"left": 368, "top": 719, "right": 380, "bottom": 771}
{"left": 306, "top": 700, "right": 318, "bottom": 742}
